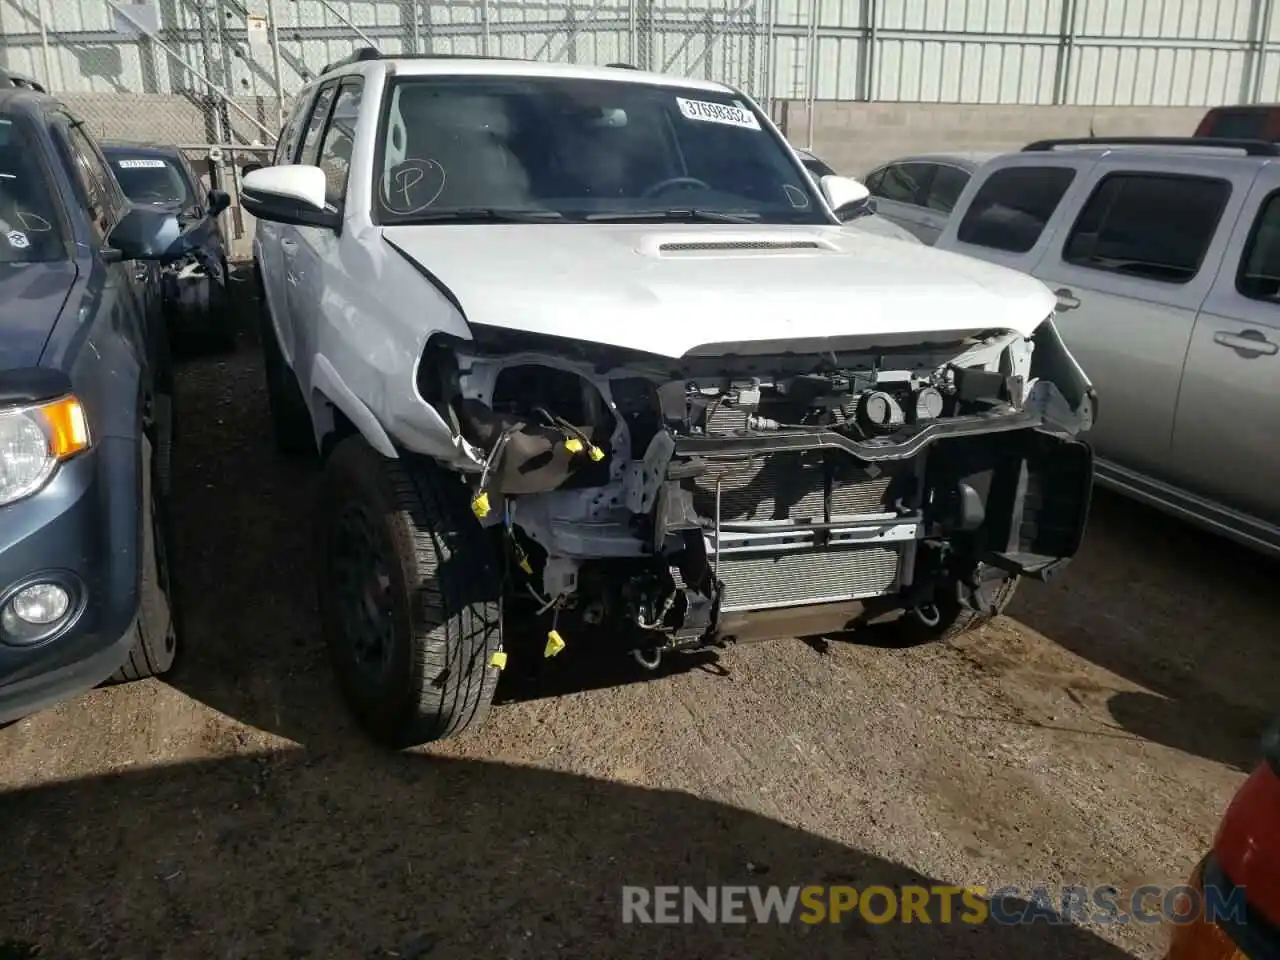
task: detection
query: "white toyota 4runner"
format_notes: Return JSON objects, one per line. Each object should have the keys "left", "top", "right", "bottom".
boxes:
{"left": 243, "top": 50, "right": 1098, "bottom": 748}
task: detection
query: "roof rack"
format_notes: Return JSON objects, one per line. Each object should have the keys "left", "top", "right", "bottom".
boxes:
{"left": 0, "top": 68, "right": 46, "bottom": 94}
{"left": 319, "top": 45, "right": 383, "bottom": 77}
{"left": 1022, "top": 136, "right": 1280, "bottom": 156}
{"left": 317, "top": 46, "right": 534, "bottom": 77}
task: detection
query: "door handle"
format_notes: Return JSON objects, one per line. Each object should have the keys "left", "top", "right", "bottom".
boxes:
{"left": 280, "top": 238, "right": 298, "bottom": 254}
{"left": 1053, "top": 287, "right": 1081, "bottom": 311}
{"left": 132, "top": 263, "right": 149, "bottom": 282}
{"left": 1213, "top": 329, "right": 1279, "bottom": 357}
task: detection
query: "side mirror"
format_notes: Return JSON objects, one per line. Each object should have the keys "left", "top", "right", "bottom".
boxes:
{"left": 240, "top": 164, "right": 337, "bottom": 229}
{"left": 821, "top": 174, "right": 873, "bottom": 222}
{"left": 206, "top": 188, "right": 231, "bottom": 217}
{"left": 103, "top": 205, "right": 187, "bottom": 263}
{"left": 241, "top": 162, "right": 264, "bottom": 178}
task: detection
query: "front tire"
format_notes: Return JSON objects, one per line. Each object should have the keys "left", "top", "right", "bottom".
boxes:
{"left": 315, "top": 437, "right": 503, "bottom": 748}
{"left": 107, "top": 431, "right": 183, "bottom": 684}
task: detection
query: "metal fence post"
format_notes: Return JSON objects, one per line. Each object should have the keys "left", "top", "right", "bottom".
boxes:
{"left": 1052, "top": 0, "right": 1078, "bottom": 106}
{"left": 1252, "top": 0, "right": 1275, "bottom": 103}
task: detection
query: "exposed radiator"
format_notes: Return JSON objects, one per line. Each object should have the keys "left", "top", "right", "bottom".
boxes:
{"left": 687, "top": 453, "right": 893, "bottom": 523}
{"left": 716, "top": 545, "right": 902, "bottom": 613}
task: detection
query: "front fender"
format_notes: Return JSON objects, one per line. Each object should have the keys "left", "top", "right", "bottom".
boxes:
{"left": 308, "top": 353, "right": 398, "bottom": 459}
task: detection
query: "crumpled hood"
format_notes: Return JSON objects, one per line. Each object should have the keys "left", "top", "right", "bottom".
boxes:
{"left": 380, "top": 222, "right": 1056, "bottom": 359}
{"left": 0, "top": 261, "right": 77, "bottom": 371}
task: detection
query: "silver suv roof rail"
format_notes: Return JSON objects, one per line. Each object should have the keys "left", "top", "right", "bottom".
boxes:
{"left": 1022, "top": 136, "right": 1280, "bottom": 156}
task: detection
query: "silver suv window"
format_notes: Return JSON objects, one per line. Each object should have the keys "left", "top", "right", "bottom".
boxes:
{"left": 1062, "top": 173, "right": 1230, "bottom": 284}
{"left": 955, "top": 165, "right": 1075, "bottom": 254}
{"left": 1237, "top": 189, "right": 1280, "bottom": 302}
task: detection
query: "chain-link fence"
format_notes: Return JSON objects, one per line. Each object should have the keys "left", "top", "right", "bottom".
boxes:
{"left": 4, "top": 0, "right": 1280, "bottom": 256}
{"left": 6, "top": 0, "right": 1280, "bottom": 150}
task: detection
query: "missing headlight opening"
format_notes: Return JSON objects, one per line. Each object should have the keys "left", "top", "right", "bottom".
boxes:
{"left": 414, "top": 317, "right": 1095, "bottom": 663}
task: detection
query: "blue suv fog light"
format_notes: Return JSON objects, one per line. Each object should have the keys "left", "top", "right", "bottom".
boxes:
{"left": 1, "top": 579, "right": 77, "bottom": 645}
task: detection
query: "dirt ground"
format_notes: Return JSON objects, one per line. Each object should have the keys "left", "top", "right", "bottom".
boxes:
{"left": 0, "top": 275, "right": 1276, "bottom": 959}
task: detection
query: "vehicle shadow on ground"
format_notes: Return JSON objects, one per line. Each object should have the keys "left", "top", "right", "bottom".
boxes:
{"left": 1007, "top": 487, "right": 1277, "bottom": 772}
{"left": 163, "top": 278, "right": 729, "bottom": 747}
{"left": 0, "top": 750, "right": 1137, "bottom": 959}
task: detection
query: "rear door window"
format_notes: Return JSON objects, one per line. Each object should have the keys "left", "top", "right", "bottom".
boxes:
{"left": 925, "top": 165, "right": 969, "bottom": 214}
{"left": 956, "top": 165, "right": 1075, "bottom": 253}
{"left": 1236, "top": 190, "right": 1280, "bottom": 302}
{"left": 874, "top": 162, "right": 933, "bottom": 206}
{"left": 1062, "top": 173, "right": 1230, "bottom": 284}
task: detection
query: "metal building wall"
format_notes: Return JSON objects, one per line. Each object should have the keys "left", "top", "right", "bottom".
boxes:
{"left": 0, "top": 0, "right": 1276, "bottom": 117}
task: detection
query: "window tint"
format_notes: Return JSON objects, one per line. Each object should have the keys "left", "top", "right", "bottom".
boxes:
{"left": 1062, "top": 173, "right": 1229, "bottom": 284}
{"left": 53, "top": 116, "right": 121, "bottom": 242}
{"left": 298, "top": 82, "right": 339, "bottom": 167}
{"left": 874, "top": 162, "right": 931, "bottom": 205}
{"left": 275, "top": 94, "right": 313, "bottom": 166}
{"left": 1203, "top": 110, "right": 1268, "bottom": 140}
{"left": 0, "top": 113, "right": 67, "bottom": 262}
{"left": 317, "top": 78, "right": 363, "bottom": 206}
{"left": 956, "top": 165, "right": 1075, "bottom": 253}
{"left": 1237, "top": 190, "right": 1280, "bottom": 302}
{"left": 925, "top": 164, "right": 969, "bottom": 213}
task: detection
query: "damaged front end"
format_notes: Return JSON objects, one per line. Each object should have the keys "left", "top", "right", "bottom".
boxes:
{"left": 415, "top": 317, "right": 1096, "bottom": 662}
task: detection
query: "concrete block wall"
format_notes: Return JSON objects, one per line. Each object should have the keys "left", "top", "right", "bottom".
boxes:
{"left": 781, "top": 102, "right": 1209, "bottom": 178}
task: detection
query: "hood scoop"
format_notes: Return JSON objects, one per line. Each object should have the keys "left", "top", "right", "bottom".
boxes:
{"left": 658, "top": 239, "right": 823, "bottom": 254}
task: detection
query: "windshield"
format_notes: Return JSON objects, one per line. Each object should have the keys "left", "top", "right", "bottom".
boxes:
{"left": 374, "top": 76, "right": 827, "bottom": 224}
{"left": 106, "top": 152, "right": 194, "bottom": 209}
{"left": 0, "top": 114, "right": 66, "bottom": 263}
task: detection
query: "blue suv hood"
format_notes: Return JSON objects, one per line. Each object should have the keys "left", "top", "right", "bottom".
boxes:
{"left": 0, "top": 261, "right": 78, "bottom": 371}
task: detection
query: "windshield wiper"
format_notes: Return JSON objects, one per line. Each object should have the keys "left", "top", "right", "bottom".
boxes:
{"left": 391, "top": 207, "right": 565, "bottom": 223}
{"left": 584, "top": 209, "right": 759, "bottom": 224}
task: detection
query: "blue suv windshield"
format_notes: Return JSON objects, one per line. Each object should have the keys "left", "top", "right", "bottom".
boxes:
{"left": 373, "top": 76, "right": 826, "bottom": 225}
{"left": 0, "top": 114, "right": 66, "bottom": 263}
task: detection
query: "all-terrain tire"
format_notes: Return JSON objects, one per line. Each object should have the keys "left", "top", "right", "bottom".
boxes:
{"left": 106, "top": 432, "right": 183, "bottom": 684}
{"left": 316, "top": 436, "right": 503, "bottom": 748}
{"left": 256, "top": 266, "right": 316, "bottom": 459}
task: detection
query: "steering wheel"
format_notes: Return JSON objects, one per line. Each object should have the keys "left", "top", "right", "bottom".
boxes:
{"left": 641, "top": 176, "right": 711, "bottom": 199}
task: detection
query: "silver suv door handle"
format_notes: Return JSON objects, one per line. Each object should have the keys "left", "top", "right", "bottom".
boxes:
{"left": 1213, "top": 329, "right": 1278, "bottom": 357}
{"left": 1053, "top": 287, "right": 1080, "bottom": 311}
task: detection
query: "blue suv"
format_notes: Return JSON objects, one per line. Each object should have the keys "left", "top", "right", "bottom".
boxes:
{"left": 0, "top": 71, "right": 222, "bottom": 723}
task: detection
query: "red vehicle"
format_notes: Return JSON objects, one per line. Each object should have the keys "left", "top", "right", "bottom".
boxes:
{"left": 1195, "top": 105, "right": 1280, "bottom": 141}
{"left": 1165, "top": 722, "right": 1280, "bottom": 959}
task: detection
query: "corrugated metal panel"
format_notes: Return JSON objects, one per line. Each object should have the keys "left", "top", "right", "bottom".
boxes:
{"left": 0, "top": 0, "right": 1276, "bottom": 109}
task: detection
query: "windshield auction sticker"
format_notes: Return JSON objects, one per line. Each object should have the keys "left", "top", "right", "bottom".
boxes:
{"left": 116, "top": 158, "right": 168, "bottom": 169}
{"left": 675, "top": 97, "right": 761, "bottom": 130}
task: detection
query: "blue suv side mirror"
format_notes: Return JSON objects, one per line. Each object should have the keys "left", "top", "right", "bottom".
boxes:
{"left": 103, "top": 205, "right": 187, "bottom": 264}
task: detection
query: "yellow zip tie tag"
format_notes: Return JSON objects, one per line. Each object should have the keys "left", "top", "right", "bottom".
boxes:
{"left": 587, "top": 445, "right": 605, "bottom": 462}
{"left": 515, "top": 545, "right": 533, "bottom": 575}
{"left": 489, "top": 650, "right": 508, "bottom": 670}
{"left": 544, "top": 629, "right": 566, "bottom": 658}
{"left": 471, "top": 491, "right": 491, "bottom": 519}
{"left": 563, "top": 437, "right": 584, "bottom": 454}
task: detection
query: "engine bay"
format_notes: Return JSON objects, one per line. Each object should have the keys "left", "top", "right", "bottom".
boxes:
{"left": 410, "top": 322, "right": 1094, "bottom": 663}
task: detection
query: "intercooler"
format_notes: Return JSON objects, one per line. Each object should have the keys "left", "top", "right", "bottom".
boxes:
{"left": 685, "top": 450, "right": 919, "bottom": 614}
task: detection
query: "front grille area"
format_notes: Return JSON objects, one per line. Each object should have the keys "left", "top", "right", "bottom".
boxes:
{"left": 716, "top": 545, "right": 901, "bottom": 612}
{"left": 687, "top": 453, "right": 894, "bottom": 523}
